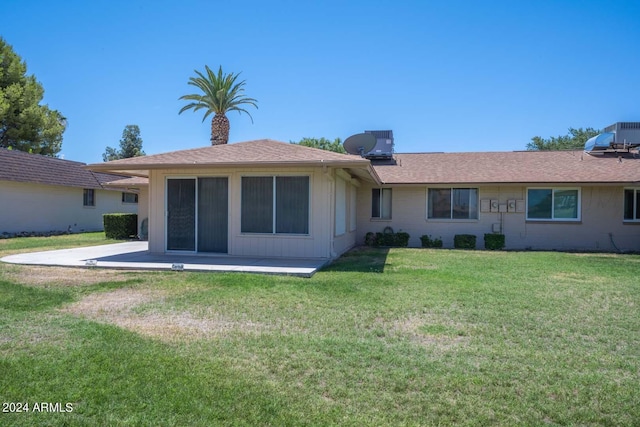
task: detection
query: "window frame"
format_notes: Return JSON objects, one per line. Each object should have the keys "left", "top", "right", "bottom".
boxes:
{"left": 426, "top": 187, "right": 479, "bottom": 220}
{"left": 623, "top": 188, "right": 640, "bottom": 222}
{"left": 526, "top": 187, "right": 581, "bottom": 222}
{"left": 240, "top": 175, "right": 311, "bottom": 235}
{"left": 371, "top": 188, "right": 392, "bottom": 220}
{"left": 83, "top": 188, "right": 95, "bottom": 207}
{"left": 121, "top": 192, "right": 139, "bottom": 204}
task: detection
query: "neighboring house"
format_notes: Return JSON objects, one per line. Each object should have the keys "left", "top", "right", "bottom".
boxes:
{"left": 102, "top": 176, "right": 150, "bottom": 239}
{"left": 0, "top": 148, "right": 144, "bottom": 235}
{"left": 86, "top": 138, "right": 640, "bottom": 259}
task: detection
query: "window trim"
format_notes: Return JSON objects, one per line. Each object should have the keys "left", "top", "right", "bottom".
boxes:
{"left": 83, "top": 188, "right": 95, "bottom": 207}
{"left": 426, "top": 187, "right": 479, "bottom": 221}
{"left": 240, "top": 175, "right": 311, "bottom": 235}
{"left": 526, "top": 187, "right": 581, "bottom": 222}
{"left": 371, "top": 188, "right": 392, "bottom": 220}
{"left": 623, "top": 187, "right": 640, "bottom": 222}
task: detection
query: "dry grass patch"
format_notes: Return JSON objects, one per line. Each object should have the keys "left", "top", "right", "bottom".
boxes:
{"left": 388, "top": 264, "right": 438, "bottom": 271}
{"left": 62, "top": 287, "right": 163, "bottom": 314}
{"left": 61, "top": 288, "right": 266, "bottom": 342}
{"left": 548, "top": 271, "right": 608, "bottom": 283}
{"left": 1, "top": 265, "right": 134, "bottom": 288}
{"left": 391, "top": 314, "right": 469, "bottom": 349}
{"left": 568, "top": 252, "right": 637, "bottom": 258}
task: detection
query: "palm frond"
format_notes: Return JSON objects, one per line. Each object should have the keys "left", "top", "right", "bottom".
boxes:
{"left": 178, "top": 65, "right": 258, "bottom": 144}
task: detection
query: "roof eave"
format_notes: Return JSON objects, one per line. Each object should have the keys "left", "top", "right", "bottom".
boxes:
{"left": 366, "top": 164, "right": 383, "bottom": 185}
{"left": 103, "top": 182, "right": 149, "bottom": 188}
{"left": 86, "top": 159, "right": 371, "bottom": 173}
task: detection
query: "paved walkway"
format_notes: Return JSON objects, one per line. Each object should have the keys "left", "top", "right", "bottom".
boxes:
{"left": 0, "top": 242, "right": 326, "bottom": 277}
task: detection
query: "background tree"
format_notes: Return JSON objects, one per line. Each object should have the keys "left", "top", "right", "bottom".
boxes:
{"left": 103, "top": 125, "right": 145, "bottom": 161}
{"left": 290, "top": 137, "right": 346, "bottom": 153}
{"left": 527, "top": 127, "right": 601, "bottom": 151}
{"left": 179, "top": 65, "right": 258, "bottom": 145}
{"left": 0, "top": 37, "right": 66, "bottom": 156}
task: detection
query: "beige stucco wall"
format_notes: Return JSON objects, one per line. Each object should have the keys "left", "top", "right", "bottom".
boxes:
{"left": 148, "top": 166, "right": 344, "bottom": 258}
{"left": 357, "top": 183, "right": 640, "bottom": 252}
{"left": 146, "top": 164, "right": 639, "bottom": 257}
{"left": 0, "top": 180, "right": 138, "bottom": 234}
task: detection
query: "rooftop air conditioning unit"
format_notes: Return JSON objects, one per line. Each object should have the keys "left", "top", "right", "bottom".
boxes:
{"left": 363, "top": 130, "right": 394, "bottom": 159}
{"left": 585, "top": 122, "right": 640, "bottom": 153}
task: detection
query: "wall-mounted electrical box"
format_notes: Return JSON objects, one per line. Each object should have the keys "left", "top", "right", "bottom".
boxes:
{"left": 481, "top": 199, "right": 526, "bottom": 214}
{"left": 492, "top": 223, "right": 501, "bottom": 233}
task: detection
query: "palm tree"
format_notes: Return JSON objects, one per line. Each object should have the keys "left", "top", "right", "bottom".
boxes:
{"left": 178, "top": 65, "right": 258, "bottom": 145}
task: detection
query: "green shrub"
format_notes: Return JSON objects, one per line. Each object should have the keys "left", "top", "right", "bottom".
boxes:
{"left": 394, "top": 232, "right": 410, "bottom": 247}
{"left": 103, "top": 213, "right": 138, "bottom": 239}
{"left": 374, "top": 226, "right": 395, "bottom": 247}
{"left": 484, "top": 233, "right": 506, "bottom": 250}
{"left": 420, "top": 235, "right": 443, "bottom": 248}
{"left": 454, "top": 234, "right": 476, "bottom": 249}
{"left": 366, "top": 228, "right": 410, "bottom": 247}
{"left": 365, "top": 232, "right": 377, "bottom": 246}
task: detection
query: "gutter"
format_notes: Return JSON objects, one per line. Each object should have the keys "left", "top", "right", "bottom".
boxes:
{"left": 372, "top": 180, "right": 640, "bottom": 186}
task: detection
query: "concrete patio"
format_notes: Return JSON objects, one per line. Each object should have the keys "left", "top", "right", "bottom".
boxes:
{"left": 0, "top": 242, "right": 326, "bottom": 277}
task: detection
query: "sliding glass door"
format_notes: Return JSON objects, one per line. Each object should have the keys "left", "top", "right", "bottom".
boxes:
{"left": 167, "top": 179, "right": 196, "bottom": 251}
{"left": 166, "top": 177, "right": 228, "bottom": 253}
{"left": 198, "top": 177, "right": 228, "bottom": 253}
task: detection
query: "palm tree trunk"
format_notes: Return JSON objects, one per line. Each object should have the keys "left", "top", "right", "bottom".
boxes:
{"left": 210, "top": 114, "right": 230, "bottom": 145}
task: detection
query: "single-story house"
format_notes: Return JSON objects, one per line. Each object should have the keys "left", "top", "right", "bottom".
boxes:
{"left": 0, "top": 148, "right": 144, "bottom": 235}
{"left": 89, "top": 140, "right": 369, "bottom": 258}
{"left": 86, "top": 137, "right": 640, "bottom": 258}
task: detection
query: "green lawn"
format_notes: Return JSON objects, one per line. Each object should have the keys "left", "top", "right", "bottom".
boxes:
{"left": 0, "top": 232, "right": 118, "bottom": 258}
{"left": 1, "top": 235, "right": 639, "bottom": 426}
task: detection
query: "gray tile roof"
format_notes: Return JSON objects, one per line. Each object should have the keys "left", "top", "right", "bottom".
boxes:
{"left": 0, "top": 148, "right": 134, "bottom": 188}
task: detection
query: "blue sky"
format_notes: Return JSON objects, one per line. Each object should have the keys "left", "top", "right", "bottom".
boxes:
{"left": 2, "top": 0, "right": 639, "bottom": 162}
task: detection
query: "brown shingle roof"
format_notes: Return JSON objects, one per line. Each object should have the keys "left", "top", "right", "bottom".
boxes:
{"left": 374, "top": 150, "right": 640, "bottom": 184}
{"left": 86, "top": 139, "right": 640, "bottom": 185}
{"left": 87, "top": 139, "right": 370, "bottom": 175}
{"left": 0, "top": 148, "right": 133, "bottom": 188}
{"left": 103, "top": 176, "right": 149, "bottom": 187}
